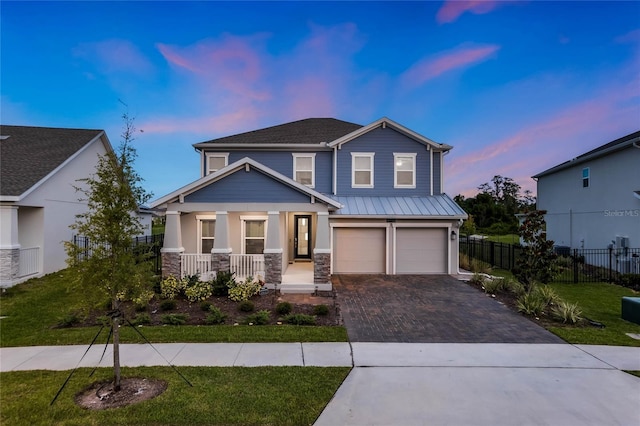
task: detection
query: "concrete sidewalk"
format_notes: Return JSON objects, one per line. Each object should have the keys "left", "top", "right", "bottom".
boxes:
{"left": 2, "top": 343, "right": 639, "bottom": 425}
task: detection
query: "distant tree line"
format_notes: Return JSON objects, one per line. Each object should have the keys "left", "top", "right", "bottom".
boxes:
{"left": 455, "top": 175, "right": 536, "bottom": 235}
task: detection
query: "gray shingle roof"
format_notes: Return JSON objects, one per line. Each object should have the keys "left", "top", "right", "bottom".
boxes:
{"left": 193, "top": 118, "right": 362, "bottom": 147}
{"left": 330, "top": 195, "right": 467, "bottom": 218}
{"left": 0, "top": 125, "right": 103, "bottom": 197}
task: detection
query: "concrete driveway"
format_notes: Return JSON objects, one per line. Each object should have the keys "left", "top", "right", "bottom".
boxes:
{"left": 333, "top": 274, "right": 564, "bottom": 343}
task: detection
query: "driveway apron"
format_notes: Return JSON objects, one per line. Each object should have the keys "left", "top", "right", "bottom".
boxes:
{"left": 333, "top": 275, "right": 564, "bottom": 343}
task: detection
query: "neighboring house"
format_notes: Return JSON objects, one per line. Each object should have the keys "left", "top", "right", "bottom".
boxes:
{"left": 0, "top": 125, "right": 113, "bottom": 287}
{"left": 533, "top": 130, "right": 640, "bottom": 254}
{"left": 151, "top": 117, "right": 467, "bottom": 292}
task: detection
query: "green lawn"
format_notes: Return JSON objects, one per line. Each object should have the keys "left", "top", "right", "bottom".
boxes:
{"left": 0, "top": 270, "right": 347, "bottom": 347}
{"left": 485, "top": 234, "right": 520, "bottom": 244}
{"left": 0, "top": 366, "right": 350, "bottom": 425}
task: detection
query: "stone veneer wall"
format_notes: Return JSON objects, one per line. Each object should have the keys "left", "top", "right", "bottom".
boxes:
{"left": 264, "top": 252, "right": 282, "bottom": 285}
{"left": 314, "top": 252, "right": 331, "bottom": 284}
{"left": 212, "top": 253, "right": 230, "bottom": 274}
{"left": 161, "top": 252, "right": 181, "bottom": 278}
{"left": 0, "top": 248, "right": 20, "bottom": 285}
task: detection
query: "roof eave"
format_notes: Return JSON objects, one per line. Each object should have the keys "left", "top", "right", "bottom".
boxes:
{"left": 193, "top": 143, "right": 330, "bottom": 151}
{"left": 330, "top": 214, "right": 468, "bottom": 220}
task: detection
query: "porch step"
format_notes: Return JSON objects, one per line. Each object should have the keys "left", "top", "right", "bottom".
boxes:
{"left": 279, "top": 283, "right": 316, "bottom": 294}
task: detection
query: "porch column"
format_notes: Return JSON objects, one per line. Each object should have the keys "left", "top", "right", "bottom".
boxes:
{"left": 212, "top": 211, "right": 231, "bottom": 273}
{"left": 161, "top": 210, "right": 183, "bottom": 277}
{"left": 313, "top": 211, "right": 331, "bottom": 289}
{"left": 263, "top": 211, "right": 282, "bottom": 286}
{"left": 0, "top": 205, "right": 20, "bottom": 286}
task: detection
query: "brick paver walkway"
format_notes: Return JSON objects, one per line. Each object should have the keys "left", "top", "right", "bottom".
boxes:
{"left": 333, "top": 275, "right": 565, "bottom": 343}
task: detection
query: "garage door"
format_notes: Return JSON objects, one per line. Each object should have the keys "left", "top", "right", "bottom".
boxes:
{"left": 395, "top": 228, "right": 447, "bottom": 274}
{"left": 333, "top": 228, "right": 386, "bottom": 273}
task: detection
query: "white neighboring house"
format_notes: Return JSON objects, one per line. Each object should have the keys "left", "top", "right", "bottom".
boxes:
{"left": 533, "top": 130, "right": 640, "bottom": 252}
{"left": 0, "top": 125, "right": 115, "bottom": 287}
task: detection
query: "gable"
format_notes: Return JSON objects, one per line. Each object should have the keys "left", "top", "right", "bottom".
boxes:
{"left": 184, "top": 167, "right": 312, "bottom": 203}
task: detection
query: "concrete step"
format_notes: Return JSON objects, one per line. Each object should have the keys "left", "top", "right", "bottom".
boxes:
{"left": 279, "top": 284, "right": 316, "bottom": 294}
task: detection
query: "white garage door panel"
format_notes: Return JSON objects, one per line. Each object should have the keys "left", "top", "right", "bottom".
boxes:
{"left": 334, "top": 228, "right": 385, "bottom": 273}
{"left": 396, "top": 228, "right": 447, "bottom": 274}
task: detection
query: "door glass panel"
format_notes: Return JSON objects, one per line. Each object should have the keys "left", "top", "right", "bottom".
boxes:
{"left": 297, "top": 217, "right": 309, "bottom": 256}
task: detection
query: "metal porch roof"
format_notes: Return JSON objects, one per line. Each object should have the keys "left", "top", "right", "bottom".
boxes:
{"left": 329, "top": 195, "right": 467, "bottom": 218}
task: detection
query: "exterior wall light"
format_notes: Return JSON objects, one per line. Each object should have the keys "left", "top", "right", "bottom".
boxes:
{"left": 451, "top": 230, "right": 457, "bottom": 240}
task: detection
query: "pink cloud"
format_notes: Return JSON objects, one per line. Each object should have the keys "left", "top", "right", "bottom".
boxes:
{"left": 401, "top": 44, "right": 500, "bottom": 88}
{"left": 74, "top": 39, "right": 154, "bottom": 76}
{"left": 139, "top": 108, "right": 261, "bottom": 136}
{"left": 436, "top": 1, "right": 502, "bottom": 24}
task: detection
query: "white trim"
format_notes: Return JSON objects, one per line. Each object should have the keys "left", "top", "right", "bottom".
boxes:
{"left": 205, "top": 153, "right": 229, "bottom": 175}
{"left": 211, "top": 248, "right": 232, "bottom": 254}
{"left": 351, "top": 152, "right": 375, "bottom": 188}
{"left": 264, "top": 248, "right": 283, "bottom": 254}
{"left": 240, "top": 215, "right": 268, "bottom": 255}
{"left": 330, "top": 221, "right": 391, "bottom": 274}
{"left": 332, "top": 147, "right": 338, "bottom": 195}
{"left": 430, "top": 150, "right": 434, "bottom": 195}
{"left": 292, "top": 153, "right": 316, "bottom": 188}
{"left": 313, "top": 248, "right": 331, "bottom": 254}
{"left": 393, "top": 153, "right": 417, "bottom": 188}
{"left": 161, "top": 247, "right": 185, "bottom": 253}
{"left": 196, "top": 215, "right": 216, "bottom": 254}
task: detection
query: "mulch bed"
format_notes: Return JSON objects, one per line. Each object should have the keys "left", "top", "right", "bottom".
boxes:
{"left": 75, "top": 377, "right": 167, "bottom": 410}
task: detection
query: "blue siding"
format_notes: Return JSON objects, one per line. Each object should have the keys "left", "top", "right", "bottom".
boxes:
{"left": 335, "top": 127, "right": 431, "bottom": 196}
{"left": 185, "top": 168, "right": 311, "bottom": 203}
{"left": 204, "top": 150, "right": 332, "bottom": 194}
{"left": 432, "top": 151, "right": 442, "bottom": 194}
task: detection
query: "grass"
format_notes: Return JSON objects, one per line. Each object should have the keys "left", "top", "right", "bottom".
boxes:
{"left": 0, "top": 366, "right": 351, "bottom": 425}
{"left": 485, "top": 234, "right": 520, "bottom": 244}
{"left": 0, "top": 270, "right": 347, "bottom": 348}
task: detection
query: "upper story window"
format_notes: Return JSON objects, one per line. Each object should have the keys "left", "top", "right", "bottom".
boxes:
{"left": 582, "top": 167, "right": 590, "bottom": 188}
{"left": 394, "top": 153, "right": 417, "bottom": 188}
{"left": 206, "top": 153, "right": 229, "bottom": 175}
{"left": 197, "top": 215, "right": 216, "bottom": 254}
{"left": 292, "top": 153, "right": 315, "bottom": 188}
{"left": 351, "top": 152, "right": 375, "bottom": 188}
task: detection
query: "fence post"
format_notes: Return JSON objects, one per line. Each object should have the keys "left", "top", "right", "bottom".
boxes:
{"left": 608, "top": 246, "right": 613, "bottom": 282}
{"left": 490, "top": 241, "right": 495, "bottom": 267}
{"left": 573, "top": 249, "right": 579, "bottom": 284}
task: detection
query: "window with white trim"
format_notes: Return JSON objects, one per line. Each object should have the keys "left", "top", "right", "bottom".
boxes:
{"left": 394, "top": 153, "right": 416, "bottom": 188}
{"left": 292, "top": 153, "right": 315, "bottom": 187}
{"left": 351, "top": 152, "right": 374, "bottom": 188}
{"left": 241, "top": 216, "right": 267, "bottom": 254}
{"left": 206, "top": 153, "right": 229, "bottom": 175}
{"left": 582, "top": 167, "right": 590, "bottom": 188}
{"left": 197, "top": 215, "right": 216, "bottom": 254}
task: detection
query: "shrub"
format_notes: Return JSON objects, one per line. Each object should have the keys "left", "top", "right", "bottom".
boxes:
{"left": 516, "top": 291, "right": 546, "bottom": 317}
{"left": 160, "top": 299, "right": 177, "bottom": 311}
{"left": 161, "top": 313, "right": 189, "bottom": 325}
{"left": 313, "top": 304, "right": 330, "bottom": 316}
{"left": 57, "top": 312, "right": 80, "bottom": 328}
{"left": 471, "top": 258, "right": 492, "bottom": 274}
{"left": 482, "top": 278, "right": 504, "bottom": 294}
{"left": 551, "top": 301, "right": 582, "bottom": 324}
{"left": 619, "top": 274, "right": 640, "bottom": 290}
{"left": 276, "top": 301, "right": 293, "bottom": 315}
{"left": 283, "top": 313, "right": 316, "bottom": 325}
{"left": 132, "top": 289, "right": 155, "bottom": 311}
{"left": 200, "top": 301, "right": 213, "bottom": 311}
{"left": 469, "top": 273, "right": 486, "bottom": 286}
{"left": 238, "top": 300, "right": 255, "bottom": 312}
{"left": 160, "top": 275, "right": 188, "bottom": 300}
{"left": 211, "top": 271, "right": 235, "bottom": 297}
{"left": 94, "top": 315, "right": 111, "bottom": 327}
{"left": 459, "top": 253, "right": 472, "bottom": 271}
{"left": 245, "top": 310, "right": 271, "bottom": 325}
{"left": 131, "top": 312, "right": 151, "bottom": 326}
{"left": 205, "top": 306, "right": 227, "bottom": 325}
{"left": 503, "top": 278, "right": 525, "bottom": 297}
{"left": 536, "top": 285, "right": 561, "bottom": 307}
{"left": 228, "top": 276, "right": 262, "bottom": 302}
{"left": 185, "top": 280, "right": 213, "bottom": 302}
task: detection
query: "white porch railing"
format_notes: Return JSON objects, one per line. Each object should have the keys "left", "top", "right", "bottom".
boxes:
{"left": 230, "top": 254, "right": 265, "bottom": 281}
{"left": 180, "top": 254, "right": 214, "bottom": 279}
{"left": 18, "top": 247, "right": 40, "bottom": 278}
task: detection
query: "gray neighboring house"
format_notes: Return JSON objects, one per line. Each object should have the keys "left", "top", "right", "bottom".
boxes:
{"left": 533, "top": 130, "right": 640, "bottom": 257}
{"left": 0, "top": 125, "right": 113, "bottom": 287}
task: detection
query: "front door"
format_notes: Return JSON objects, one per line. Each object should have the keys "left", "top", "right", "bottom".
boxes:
{"left": 294, "top": 215, "right": 312, "bottom": 259}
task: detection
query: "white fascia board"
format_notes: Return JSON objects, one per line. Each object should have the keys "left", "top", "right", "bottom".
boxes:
{"left": 10, "top": 131, "right": 109, "bottom": 202}
{"left": 193, "top": 143, "right": 330, "bottom": 150}
{"left": 150, "top": 157, "right": 343, "bottom": 210}
{"left": 327, "top": 117, "right": 453, "bottom": 151}
{"left": 0, "top": 196, "right": 19, "bottom": 202}
{"left": 330, "top": 214, "right": 468, "bottom": 220}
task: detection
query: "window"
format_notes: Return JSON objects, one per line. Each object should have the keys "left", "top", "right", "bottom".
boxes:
{"left": 197, "top": 217, "right": 216, "bottom": 254}
{"left": 351, "top": 153, "right": 375, "bottom": 188}
{"left": 293, "top": 153, "right": 315, "bottom": 187}
{"left": 206, "top": 153, "right": 229, "bottom": 175}
{"left": 582, "top": 167, "right": 590, "bottom": 188}
{"left": 394, "top": 153, "right": 416, "bottom": 188}
{"left": 241, "top": 216, "right": 267, "bottom": 254}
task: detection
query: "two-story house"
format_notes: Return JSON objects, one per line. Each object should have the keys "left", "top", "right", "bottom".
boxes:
{"left": 151, "top": 117, "right": 467, "bottom": 292}
{"left": 533, "top": 130, "right": 640, "bottom": 255}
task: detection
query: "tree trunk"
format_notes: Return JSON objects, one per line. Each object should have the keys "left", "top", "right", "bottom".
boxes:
{"left": 112, "top": 300, "right": 121, "bottom": 391}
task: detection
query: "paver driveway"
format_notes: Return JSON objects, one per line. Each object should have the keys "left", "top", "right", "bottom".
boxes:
{"left": 333, "top": 274, "right": 564, "bottom": 343}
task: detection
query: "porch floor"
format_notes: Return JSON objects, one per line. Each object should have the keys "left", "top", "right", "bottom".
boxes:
{"left": 281, "top": 261, "right": 314, "bottom": 285}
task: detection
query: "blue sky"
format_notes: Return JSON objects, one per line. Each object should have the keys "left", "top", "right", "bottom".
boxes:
{"left": 2, "top": 1, "right": 639, "bottom": 201}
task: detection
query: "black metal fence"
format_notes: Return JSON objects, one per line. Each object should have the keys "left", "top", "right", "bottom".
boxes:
{"left": 72, "top": 234, "right": 164, "bottom": 274}
{"left": 460, "top": 237, "right": 640, "bottom": 284}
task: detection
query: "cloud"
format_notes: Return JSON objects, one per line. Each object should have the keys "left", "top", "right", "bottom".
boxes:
{"left": 74, "top": 39, "right": 154, "bottom": 76}
{"left": 436, "top": 0, "right": 502, "bottom": 24}
{"left": 401, "top": 44, "right": 500, "bottom": 88}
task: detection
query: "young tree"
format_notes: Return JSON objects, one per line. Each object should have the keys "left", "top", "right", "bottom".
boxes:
{"left": 65, "top": 114, "right": 152, "bottom": 391}
{"left": 514, "top": 210, "right": 557, "bottom": 292}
